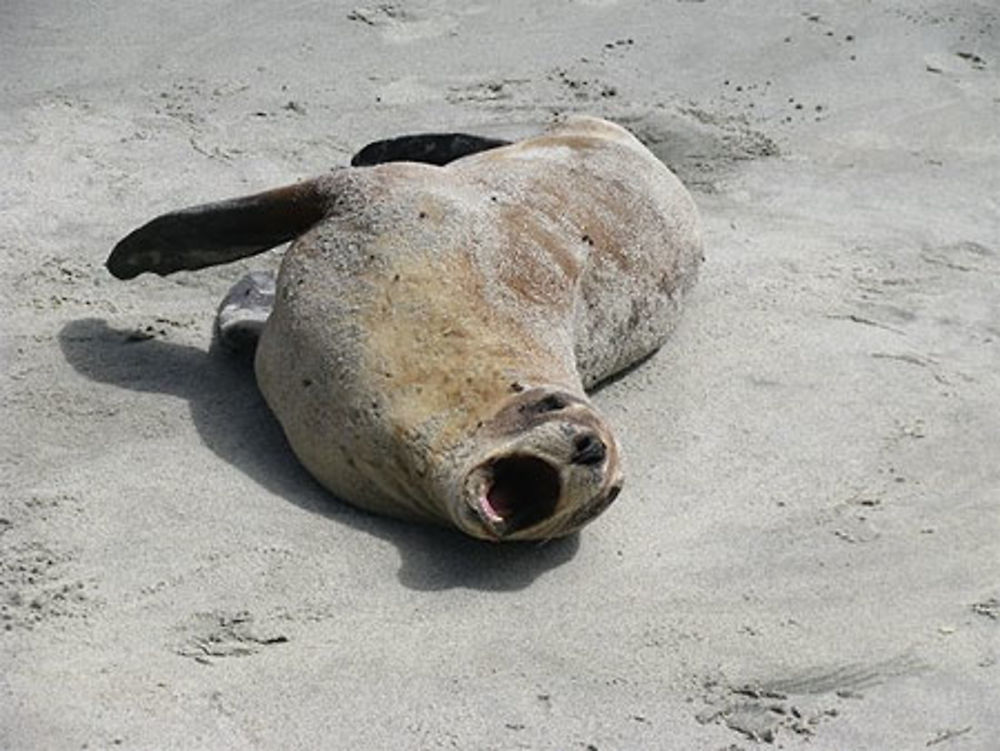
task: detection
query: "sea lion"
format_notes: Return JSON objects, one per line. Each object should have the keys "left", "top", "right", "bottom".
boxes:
{"left": 107, "top": 116, "right": 703, "bottom": 541}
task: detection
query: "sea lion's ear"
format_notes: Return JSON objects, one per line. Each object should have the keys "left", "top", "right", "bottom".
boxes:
{"left": 106, "top": 179, "right": 331, "bottom": 279}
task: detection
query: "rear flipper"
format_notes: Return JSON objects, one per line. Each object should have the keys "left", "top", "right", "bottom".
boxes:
{"left": 214, "top": 271, "right": 276, "bottom": 354}
{"left": 351, "top": 132, "right": 510, "bottom": 167}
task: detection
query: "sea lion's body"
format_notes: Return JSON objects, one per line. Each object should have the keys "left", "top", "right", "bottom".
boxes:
{"left": 108, "top": 116, "right": 703, "bottom": 541}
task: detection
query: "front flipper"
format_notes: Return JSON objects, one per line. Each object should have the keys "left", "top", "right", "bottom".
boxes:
{"left": 107, "top": 179, "right": 331, "bottom": 280}
{"left": 350, "top": 132, "right": 510, "bottom": 167}
{"left": 215, "top": 271, "right": 276, "bottom": 354}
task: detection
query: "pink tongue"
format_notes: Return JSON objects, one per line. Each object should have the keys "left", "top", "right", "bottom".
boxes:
{"left": 485, "top": 483, "right": 514, "bottom": 519}
{"left": 479, "top": 502, "right": 503, "bottom": 526}
{"left": 480, "top": 493, "right": 505, "bottom": 524}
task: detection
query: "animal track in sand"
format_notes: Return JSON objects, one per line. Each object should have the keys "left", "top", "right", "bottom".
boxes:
{"left": 696, "top": 653, "right": 926, "bottom": 743}
{"left": 173, "top": 610, "right": 289, "bottom": 663}
{"left": 347, "top": 2, "right": 458, "bottom": 42}
{"left": 445, "top": 78, "right": 531, "bottom": 105}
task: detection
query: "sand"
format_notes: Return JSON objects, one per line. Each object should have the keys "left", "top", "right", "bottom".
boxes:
{"left": 2, "top": 1, "right": 998, "bottom": 748}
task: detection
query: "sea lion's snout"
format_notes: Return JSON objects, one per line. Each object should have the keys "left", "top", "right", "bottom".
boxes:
{"left": 455, "top": 387, "right": 624, "bottom": 541}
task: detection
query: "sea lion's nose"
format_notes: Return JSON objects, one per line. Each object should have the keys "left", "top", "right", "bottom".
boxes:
{"left": 571, "top": 433, "right": 606, "bottom": 466}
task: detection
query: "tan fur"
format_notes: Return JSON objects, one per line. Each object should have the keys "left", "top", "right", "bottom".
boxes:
{"left": 253, "top": 116, "right": 702, "bottom": 540}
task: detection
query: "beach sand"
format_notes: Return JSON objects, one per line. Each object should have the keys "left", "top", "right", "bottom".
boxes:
{"left": 2, "top": 1, "right": 998, "bottom": 748}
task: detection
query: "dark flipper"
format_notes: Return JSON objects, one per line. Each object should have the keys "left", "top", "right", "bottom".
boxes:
{"left": 107, "top": 179, "right": 331, "bottom": 279}
{"left": 350, "top": 133, "right": 510, "bottom": 167}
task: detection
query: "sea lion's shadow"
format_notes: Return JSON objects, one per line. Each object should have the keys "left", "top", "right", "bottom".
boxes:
{"left": 59, "top": 318, "right": 578, "bottom": 592}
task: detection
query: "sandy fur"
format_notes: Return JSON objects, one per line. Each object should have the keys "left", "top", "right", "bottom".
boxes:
{"left": 255, "top": 117, "right": 702, "bottom": 525}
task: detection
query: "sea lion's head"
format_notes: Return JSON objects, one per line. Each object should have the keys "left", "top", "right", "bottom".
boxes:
{"left": 452, "top": 386, "right": 623, "bottom": 541}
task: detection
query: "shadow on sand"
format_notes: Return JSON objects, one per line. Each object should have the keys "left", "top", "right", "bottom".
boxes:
{"left": 59, "top": 318, "right": 579, "bottom": 592}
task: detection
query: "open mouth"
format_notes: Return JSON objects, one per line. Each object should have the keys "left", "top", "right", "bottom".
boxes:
{"left": 475, "top": 455, "right": 561, "bottom": 537}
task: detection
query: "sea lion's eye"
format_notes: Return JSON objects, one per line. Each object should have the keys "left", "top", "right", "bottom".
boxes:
{"left": 534, "top": 394, "right": 567, "bottom": 412}
{"left": 518, "top": 393, "right": 569, "bottom": 415}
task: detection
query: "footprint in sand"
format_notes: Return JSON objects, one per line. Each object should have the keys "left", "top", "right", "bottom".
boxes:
{"left": 347, "top": 3, "right": 458, "bottom": 43}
